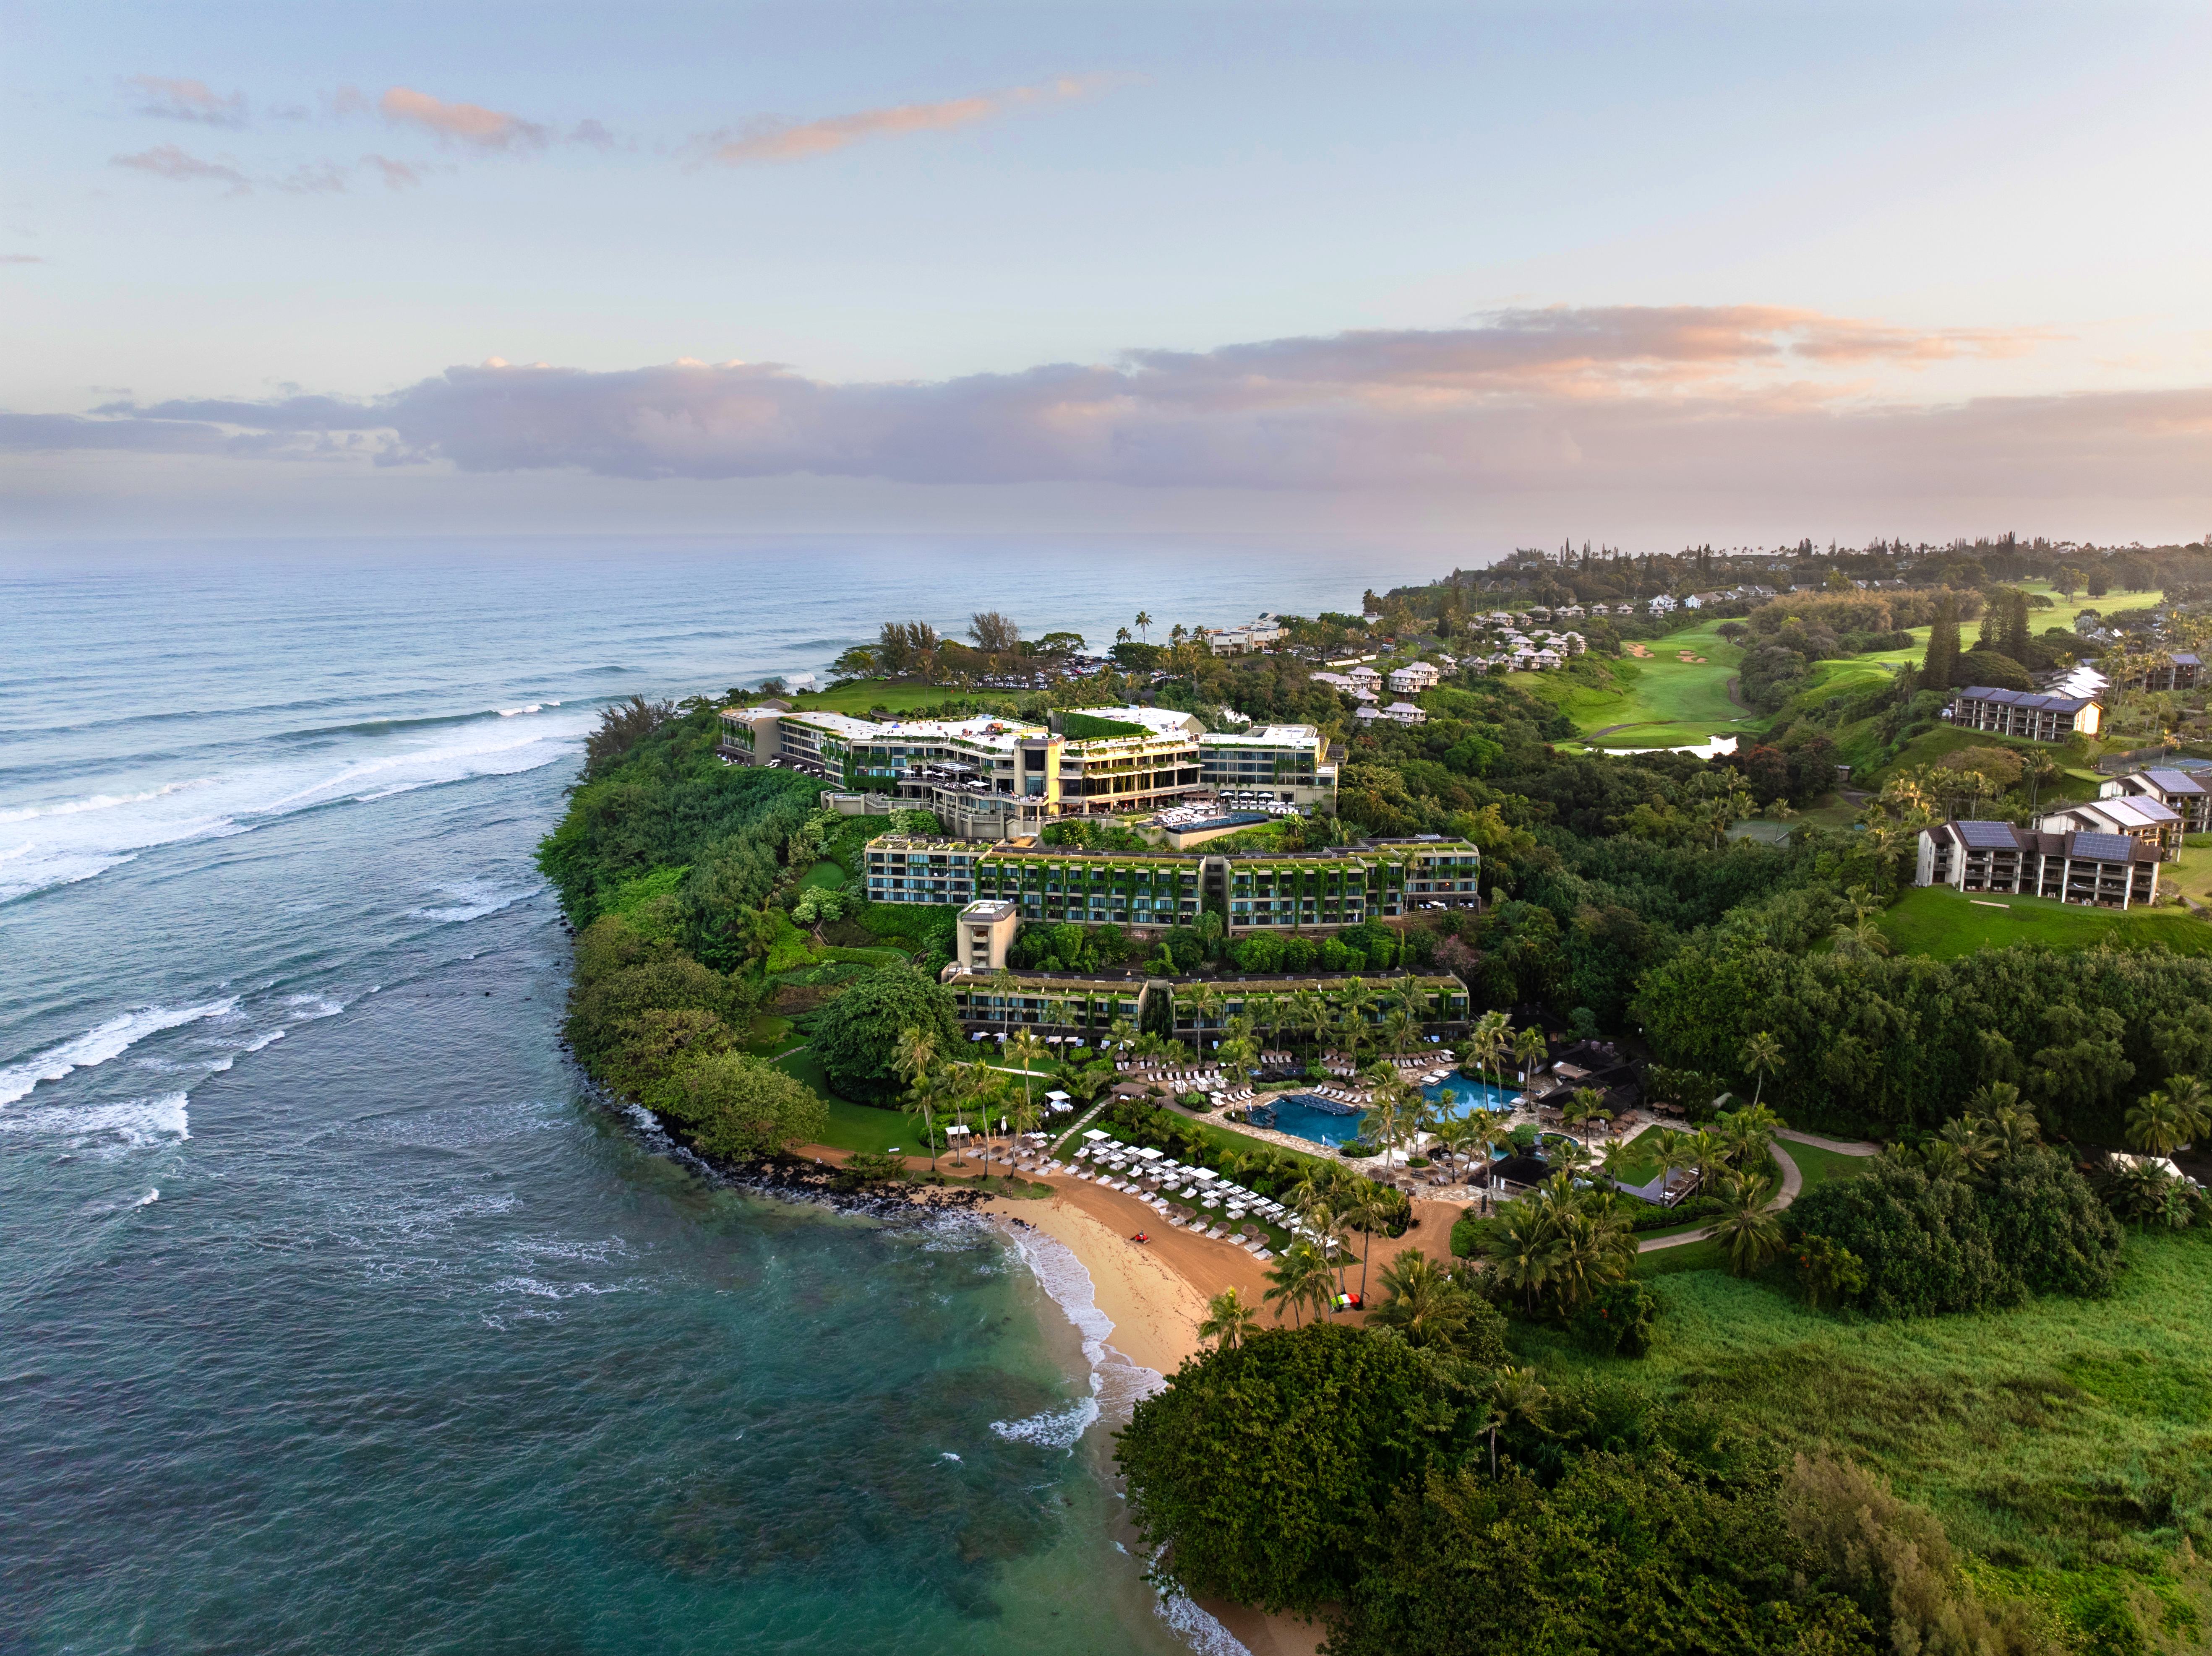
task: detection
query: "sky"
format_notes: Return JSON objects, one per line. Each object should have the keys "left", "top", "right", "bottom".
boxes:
{"left": 4, "top": 1, "right": 2211, "bottom": 549}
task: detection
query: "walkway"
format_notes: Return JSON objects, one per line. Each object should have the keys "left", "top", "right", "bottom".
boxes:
{"left": 1776, "top": 1126, "right": 1880, "bottom": 1156}
{"left": 1636, "top": 1140, "right": 1802, "bottom": 1253}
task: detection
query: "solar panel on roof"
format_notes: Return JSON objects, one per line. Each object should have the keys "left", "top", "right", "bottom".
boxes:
{"left": 2146, "top": 768, "right": 2205, "bottom": 792}
{"left": 1957, "top": 822, "right": 2021, "bottom": 849}
{"left": 2069, "top": 832, "right": 2137, "bottom": 861}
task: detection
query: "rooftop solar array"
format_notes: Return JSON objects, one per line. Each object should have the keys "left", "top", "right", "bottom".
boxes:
{"left": 1955, "top": 687, "right": 2092, "bottom": 712}
{"left": 2144, "top": 768, "right": 2207, "bottom": 793}
{"left": 1957, "top": 821, "right": 2023, "bottom": 850}
{"left": 2068, "top": 831, "right": 2137, "bottom": 862}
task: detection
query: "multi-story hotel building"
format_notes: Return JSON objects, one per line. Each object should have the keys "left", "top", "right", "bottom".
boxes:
{"left": 1915, "top": 820, "right": 2160, "bottom": 908}
{"left": 2101, "top": 767, "right": 2212, "bottom": 835}
{"left": 720, "top": 703, "right": 1333, "bottom": 835}
{"left": 936, "top": 963, "right": 1471, "bottom": 1038}
{"left": 868, "top": 833, "right": 1480, "bottom": 934}
{"left": 1941, "top": 687, "right": 2103, "bottom": 742}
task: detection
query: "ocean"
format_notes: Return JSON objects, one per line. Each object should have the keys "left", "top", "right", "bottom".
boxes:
{"left": 0, "top": 535, "right": 1445, "bottom": 1655}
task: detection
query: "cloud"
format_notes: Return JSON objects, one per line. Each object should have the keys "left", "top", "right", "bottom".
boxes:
{"left": 376, "top": 86, "right": 551, "bottom": 151}
{"left": 273, "top": 160, "right": 350, "bottom": 195}
{"left": 694, "top": 75, "right": 1101, "bottom": 166}
{"left": 16, "top": 305, "right": 2208, "bottom": 509}
{"left": 128, "top": 75, "right": 247, "bottom": 126}
{"left": 360, "top": 154, "right": 433, "bottom": 190}
{"left": 2, "top": 253, "right": 47, "bottom": 265}
{"left": 110, "top": 144, "right": 250, "bottom": 193}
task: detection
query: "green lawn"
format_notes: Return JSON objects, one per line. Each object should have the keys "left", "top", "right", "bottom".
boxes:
{"left": 1532, "top": 620, "right": 1753, "bottom": 747}
{"left": 1516, "top": 1229, "right": 2212, "bottom": 1648}
{"left": 742, "top": 1013, "right": 796, "bottom": 1056}
{"left": 1877, "top": 884, "right": 2212, "bottom": 960}
{"left": 798, "top": 859, "right": 847, "bottom": 890}
{"left": 785, "top": 679, "right": 1019, "bottom": 716}
{"left": 1780, "top": 1138, "right": 1876, "bottom": 1190}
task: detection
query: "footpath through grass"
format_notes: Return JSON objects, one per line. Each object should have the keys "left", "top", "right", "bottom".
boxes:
{"left": 1878, "top": 884, "right": 2212, "bottom": 961}
{"left": 1525, "top": 1228, "right": 2212, "bottom": 1648}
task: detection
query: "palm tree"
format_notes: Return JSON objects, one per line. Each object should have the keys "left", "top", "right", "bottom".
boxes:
{"left": 1365, "top": 1082, "right": 1406, "bottom": 1172}
{"left": 1482, "top": 1367, "right": 1553, "bottom": 1476}
{"left": 1184, "top": 983, "right": 1223, "bottom": 1049}
{"left": 1370, "top": 1250, "right": 1474, "bottom": 1349}
{"left": 1197, "top": 1287, "right": 1259, "bottom": 1352}
{"left": 1134, "top": 610, "right": 1153, "bottom": 643}
{"left": 1338, "top": 977, "right": 1377, "bottom": 1054}
{"left": 1343, "top": 1186, "right": 1395, "bottom": 1303}
{"left": 901, "top": 1067, "right": 948, "bottom": 1174}
{"left": 1263, "top": 1242, "right": 1332, "bottom": 1328}
{"left": 1740, "top": 1031, "right": 1784, "bottom": 1110}
{"left": 2127, "top": 1079, "right": 2210, "bottom": 1156}
{"left": 1918, "top": 1138, "right": 1969, "bottom": 1183}
{"left": 1513, "top": 1023, "right": 1548, "bottom": 1088}
{"left": 1380, "top": 1004, "right": 1421, "bottom": 1061}
{"left": 1709, "top": 1175, "right": 1784, "bottom": 1276}
{"left": 892, "top": 1024, "right": 940, "bottom": 1094}
{"left": 1468, "top": 1008, "right": 1510, "bottom": 1096}
{"left": 1289, "top": 989, "right": 1330, "bottom": 1062}
{"left": 1005, "top": 1028, "right": 1048, "bottom": 1166}
{"left": 1936, "top": 1114, "right": 1998, "bottom": 1174}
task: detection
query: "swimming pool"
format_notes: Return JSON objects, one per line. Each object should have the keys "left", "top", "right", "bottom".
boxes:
{"left": 1422, "top": 1074, "right": 1521, "bottom": 1115}
{"left": 1256, "top": 1094, "right": 1370, "bottom": 1148}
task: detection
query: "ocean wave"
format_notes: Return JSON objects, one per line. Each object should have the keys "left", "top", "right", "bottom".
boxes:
{"left": 0, "top": 778, "right": 213, "bottom": 825}
{"left": 410, "top": 877, "right": 543, "bottom": 925}
{"left": 989, "top": 1397, "right": 1101, "bottom": 1450}
{"left": 486, "top": 1274, "right": 647, "bottom": 1300}
{"left": 0, "top": 1090, "right": 190, "bottom": 1147}
{"left": 1153, "top": 1564, "right": 1252, "bottom": 1656}
{"left": 999, "top": 1224, "right": 1167, "bottom": 1448}
{"left": 0, "top": 998, "right": 238, "bottom": 1107}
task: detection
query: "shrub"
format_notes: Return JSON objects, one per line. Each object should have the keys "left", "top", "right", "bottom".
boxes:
{"left": 1786, "top": 1161, "right": 2018, "bottom": 1318}
{"left": 1573, "top": 1278, "right": 1658, "bottom": 1358}
{"left": 809, "top": 964, "right": 961, "bottom": 1104}
{"left": 1976, "top": 1146, "right": 2122, "bottom": 1299}
{"left": 843, "top": 1149, "right": 908, "bottom": 1183}
{"left": 644, "top": 1052, "right": 827, "bottom": 1160}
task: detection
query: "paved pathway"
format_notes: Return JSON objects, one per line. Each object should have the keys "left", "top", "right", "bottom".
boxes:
{"left": 1636, "top": 1140, "right": 1803, "bottom": 1253}
{"left": 1776, "top": 1126, "right": 1880, "bottom": 1156}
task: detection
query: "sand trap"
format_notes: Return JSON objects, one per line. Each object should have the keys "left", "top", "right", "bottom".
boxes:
{"left": 1622, "top": 643, "right": 1653, "bottom": 657}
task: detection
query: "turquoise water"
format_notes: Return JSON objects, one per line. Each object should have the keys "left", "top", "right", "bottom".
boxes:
{"left": 1422, "top": 1074, "right": 1522, "bottom": 1114}
{"left": 0, "top": 536, "right": 1441, "bottom": 1654}
{"left": 1262, "top": 1094, "right": 1369, "bottom": 1147}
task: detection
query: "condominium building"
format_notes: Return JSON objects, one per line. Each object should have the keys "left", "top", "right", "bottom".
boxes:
{"left": 2041, "top": 797, "right": 2185, "bottom": 860}
{"left": 2102, "top": 768, "right": 2212, "bottom": 834}
{"left": 934, "top": 966, "right": 1471, "bottom": 1036}
{"left": 1387, "top": 661, "right": 1441, "bottom": 695}
{"left": 1941, "top": 687, "right": 2103, "bottom": 742}
{"left": 862, "top": 836, "right": 985, "bottom": 906}
{"left": 1915, "top": 820, "right": 2160, "bottom": 908}
{"left": 1194, "top": 724, "right": 1337, "bottom": 807}
{"left": 1169, "top": 974, "right": 1470, "bottom": 1039}
{"left": 878, "top": 833, "right": 1482, "bottom": 931}
{"left": 722, "top": 701, "right": 1330, "bottom": 831}
{"left": 1202, "top": 614, "right": 1289, "bottom": 656}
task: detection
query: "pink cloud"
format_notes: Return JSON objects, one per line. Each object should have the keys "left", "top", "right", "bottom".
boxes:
{"left": 110, "top": 144, "right": 250, "bottom": 193}
{"left": 377, "top": 86, "right": 550, "bottom": 151}
{"left": 695, "top": 75, "right": 1102, "bottom": 166}
{"left": 128, "top": 75, "right": 247, "bottom": 126}
{"left": 360, "top": 154, "right": 433, "bottom": 190}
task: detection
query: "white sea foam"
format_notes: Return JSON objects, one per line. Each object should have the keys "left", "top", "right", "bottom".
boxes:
{"left": 136, "top": 1188, "right": 160, "bottom": 1208}
{"left": 0, "top": 999, "right": 238, "bottom": 1107}
{"left": 243, "top": 1027, "right": 288, "bottom": 1053}
{"left": 1152, "top": 1559, "right": 1252, "bottom": 1656}
{"left": 0, "top": 1090, "right": 191, "bottom": 1147}
{"left": 0, "top": 779, "right": 213, "bottom": 825}
{"left": 410, "top": 877, "right": 542, "bottom": 925}
{"left": 996, "top": 1224, "right": 1167, "bottom": 1453}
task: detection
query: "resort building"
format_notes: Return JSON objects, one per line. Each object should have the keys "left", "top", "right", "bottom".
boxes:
{"left": 955, "top": 898, "right": 1019, "bottom": 971}
{"left": 729, "top": 701, "right": 1336, "bottom": 834}
{"left": 861, "top": 837, "right": 987, "bottom": 906}
{"left": 1915, "top": 820, "right": 2160, "bottom": 908}
{"left": 1168, "top": 974, "right": 1471, "bottom": 1040}
{"left": 936, "top": 966, "right": 1472, "bottom": 1039}
{"left": 1387, "top": 661, "right": 1441, "bottom": 695}
{"left": 1202, "top": 615, "right": 1288, "bottom": 656}
{"left": 2102, "top": 768, "right": 2212, "bottom": 834}
{"left": 1941, "top": 687, "right": 2104, "bottom": 742}
{"left": 873, "top": 833, "right": 1482, "bottom": 933}
{"left": 2041, "top": 797, "right": 2186, "bottom": 860}
{"left": 1193, "top": 724, "right": 1337, "bottom": 807}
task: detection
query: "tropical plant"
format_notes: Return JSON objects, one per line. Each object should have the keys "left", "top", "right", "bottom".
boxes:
{"left": 1263, "top": 1242, "right": 1334, "bottom": 1328}
{"left": 1740, "top": 1030, "right": 1784, "bottom": 1109}
{"left": 1709, "top": 1175, "right": 1785, "bottom": 1276}
{"left": 1197, "top": 1286, "right": 1260, "bottom": 1352}
{"left": 2126, "top": 1076, "right": 2210, "bottom": 1156}
{"left": 1791, "top": 1234, "right": 1867, "bottom": 1310}
{"left": 1369, "top": 1250, "right": 1485, "bottom": 1353}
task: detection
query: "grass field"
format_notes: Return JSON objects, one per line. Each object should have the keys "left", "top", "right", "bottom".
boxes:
{"left": 1876, "top": 884, "right": 2212, "bottom": 959}
{"left": 1780, "top": 1138, "right": 1876, "bottom": 1190}
{"left": 1531, "top": 620, "right": 1754, "bottom": 748}
{"left": 1518, "top": 1228, "right": 2212, "bottom": 1649}
{"left": 786, "top": 680, "right": 1019, "bottom": 716}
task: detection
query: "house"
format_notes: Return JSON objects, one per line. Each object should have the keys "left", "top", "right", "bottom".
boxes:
{"left": 2102, "top": 768, "right": 2212, "bottom": 834}
{"left": 1646, "top": 594, "right": 1678, "bottom": 615}
{"left": 1915, "top": 820, "right": 2159, "bottom": 908}
{"left": 2044, "top": 796, "right": 2186, "bottom": 859}
{"left": 1942, "top": 687, "right": 2103, "bottom": 742}
{"left": 1346, "top": 664, "right": 1382, "bottom": 687}
{"left": 1586, "top": 602, "right": 1612, "bottom": 617}
{"left": 1555, "top": 604, "right": 1586, "bottom": 620}
{"left": 1526, "top": 606, "right": 1552, "bottom": 622}
{"left": 1380, "top": 700, "right": 1428, "bottom": 725}
{"left": 1387, "top": 661, "right": 1441, "bottom": 695}
{"left": 1203, "top": 614, "right": 1289, "bottom": 656}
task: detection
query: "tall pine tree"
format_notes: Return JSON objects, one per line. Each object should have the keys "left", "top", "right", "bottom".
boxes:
{"left": 1923, "top": 596, "right": 1962, "bottom": 690}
